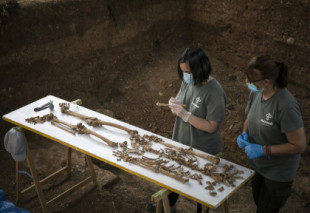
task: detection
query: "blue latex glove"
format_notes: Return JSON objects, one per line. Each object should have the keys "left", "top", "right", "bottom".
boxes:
{"left": 244, "top": 143, "right": 263, "bottom": 159}
{"left": 236, "top": 132, "right": 249, "bottom": 148}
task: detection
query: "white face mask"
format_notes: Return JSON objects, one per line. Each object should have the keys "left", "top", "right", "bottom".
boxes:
{"left": 183, "top": 73, "right": 193, "bottom": 84}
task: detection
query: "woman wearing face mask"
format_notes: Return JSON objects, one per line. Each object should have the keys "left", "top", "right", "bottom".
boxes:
{"left": 147, "top": 47, "right": 226, "bottom": 213}
{"left": 237, "top": 55, "right": 306, "bottom": 213}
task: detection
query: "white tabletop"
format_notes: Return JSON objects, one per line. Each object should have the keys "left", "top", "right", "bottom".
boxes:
{"left": 3, "top": 95, "right": 254, "bottom": 208}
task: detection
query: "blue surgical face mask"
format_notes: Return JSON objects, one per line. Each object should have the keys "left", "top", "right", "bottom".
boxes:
{"left": 246, "top": 83, "right": 263, "bottom": 93}
{"left": 183, "top": 73, "right": 193, "bottom": 84}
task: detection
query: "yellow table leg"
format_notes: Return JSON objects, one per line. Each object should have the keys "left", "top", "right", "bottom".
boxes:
{"left": 162, "top": 195, "right": 171, "bottom": 213}
{"left": 151, "top": 189, "right": 172, "bottom": 213}
{"left": 66, "top": 147, "right": 72, "bottom": 177}
{"left": 156, "top": 200, "right": 163, "bottom": 213}
{"left": 85, "top": 155, "right": 97, "bottom": 185}
{"left": 24, "top": 135, "right": 48, "bottom": 213}
{"left": 17, "top": 127, "right": 97, "bottom": 213}
{"left": 222, "top": 200, "right": 229, "bottom": 213}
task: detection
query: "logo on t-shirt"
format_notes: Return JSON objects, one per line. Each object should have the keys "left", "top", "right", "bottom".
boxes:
{"left": 261, "top": 113, "right": 273, "bottom": 126}
{"left": 191, "top": 97, "right": 201, "bottom": 109}
{"left": 266, "top": 113, "right": 272, "bottom": 121}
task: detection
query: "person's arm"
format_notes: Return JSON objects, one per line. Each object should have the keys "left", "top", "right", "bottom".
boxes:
{"left": 169, "top": 98, "right": 219, "bottom": 133}
{"left": 187, "top": 115, "right": 218, "bottom": 133}
{"left": 241, "top": 127, "right": 306, "bottom": 159}
{"left": 269, "top": 128, "right": 306, "bottom": 155}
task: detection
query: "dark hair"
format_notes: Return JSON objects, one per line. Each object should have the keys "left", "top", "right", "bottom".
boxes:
{"left": 177, "top": 47, "right": 212, "bottom": 85}
{"left": 246, "top": 55, "right": 288, "bottom": 88}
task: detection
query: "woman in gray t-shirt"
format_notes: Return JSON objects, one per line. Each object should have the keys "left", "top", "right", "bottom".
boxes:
{"left": 237, "top": 55, "right": 306, "bottom": 213}
{"left": 168, "top": 47, "right": 226, "bottom": 213}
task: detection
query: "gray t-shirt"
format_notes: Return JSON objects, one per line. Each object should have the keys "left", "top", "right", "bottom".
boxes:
{"left": 172, "top": 78, "right": 226, "bottom": 155}
{"left": 245, "top": 88, "right": 304, "bottom": 182}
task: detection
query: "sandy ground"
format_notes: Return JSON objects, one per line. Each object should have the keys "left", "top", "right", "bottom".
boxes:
{"left": 1, "top": 47, "right": 309, "bottom": 213}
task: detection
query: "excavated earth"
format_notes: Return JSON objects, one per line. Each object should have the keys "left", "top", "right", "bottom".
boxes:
{"left": 0, "top": 0, "right": 309, "bottom": 212}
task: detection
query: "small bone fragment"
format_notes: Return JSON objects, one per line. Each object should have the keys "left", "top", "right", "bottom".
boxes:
{"left": 159, "top": 168, "right": 189, "bottom": 183}
{"left": 217, "top": 186, "right": 224, "bottom": 192}
{"left": 209, "top": 191, "right": 217, "bottom": 196}
{"left": 154, "top": 140, "right": 220, "bottom": 164}
{"left": 205, "top": 185, "right": 214, "bottom": 190}
{"left": 193, "top": 173, "right": 202, "bottom": 185}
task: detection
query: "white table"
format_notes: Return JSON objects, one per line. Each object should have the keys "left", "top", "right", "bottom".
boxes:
{"left": 3, "top": 95, "right": 254, "bottom": 212}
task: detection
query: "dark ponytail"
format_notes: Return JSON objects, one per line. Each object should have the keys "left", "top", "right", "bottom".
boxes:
{"left": 277, "top": 62, "right": 288, "bottom": 88}
{"left": 247, "top": 55, "right": 289, "bottom": 88}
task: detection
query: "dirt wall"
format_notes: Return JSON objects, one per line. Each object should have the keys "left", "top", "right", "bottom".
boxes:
{"left": 187, "top": 0, "right": 310, "bottom": 203}
{"left": 0, "top": 0, "right": 187, "bottom": 136}
{"left": 0, "top": 0, "right": 309, "bottom": 211}
{"left": 188, "top": 0, "right": 310, "bottom": 88}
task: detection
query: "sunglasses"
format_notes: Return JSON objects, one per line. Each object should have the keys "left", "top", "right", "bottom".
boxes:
{"left": 249, "top": 78, "right": 264, "bottom": 84}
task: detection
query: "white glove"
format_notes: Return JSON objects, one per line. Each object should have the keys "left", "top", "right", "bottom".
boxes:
{"left": 168, "top": 97, "right": 179, "bottom": 114}
{"left": 169, "top": 97, "right": 191, "bottom": 122}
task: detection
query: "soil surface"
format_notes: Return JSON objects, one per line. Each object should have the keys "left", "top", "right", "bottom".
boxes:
{"left": 1, "top": 47, "right": 309, "bottom": 213}
{"left": 0, "top": 1, "right": 309, "bottom": 213}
